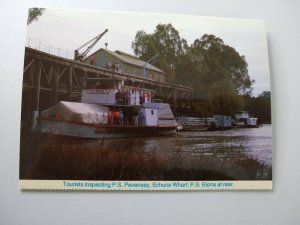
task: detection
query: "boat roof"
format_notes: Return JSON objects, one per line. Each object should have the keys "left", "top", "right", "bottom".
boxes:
{"left": 100, "top": 104, "right": 142, "bottom": 108}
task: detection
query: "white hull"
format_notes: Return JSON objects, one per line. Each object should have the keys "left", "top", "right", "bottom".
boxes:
{"left": 36, "top": 119, "right": 177, "bottom": 139}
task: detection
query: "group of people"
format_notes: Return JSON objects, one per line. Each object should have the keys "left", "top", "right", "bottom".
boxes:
{"left": 107, "top": 108, "right": 145, "bottom": 126}
{"left": 115, "top": 90, "right": 131, "bottom": 105}
{"left": 133, "top": 111, "right": 146, "bottom": 126}
{"left": 115, "top": 90, "right": 152, "bottom": 105}
{"left": 107, "top": 109, "right": 124, "bottom": 125}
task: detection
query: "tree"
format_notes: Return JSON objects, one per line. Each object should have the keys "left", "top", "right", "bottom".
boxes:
{"left": 132, "top": 25, "right": 255, "bottom": 116}
{"left": 132, "top": 24, "right": 187, "bottom": 82}
{"left": 27, "top": 8, "right": 45, "bottom": 25}
{"left": 208, "top": 81, "right": 243, "bottom": 115}
{"left": 189, "top": 34, "right": 254, "bottom": 96}
{"left": 175, "top": 46, "right": 209, "bottom": 99}
{"left": 175, "top": 34, "right": 254, "bottom": 115}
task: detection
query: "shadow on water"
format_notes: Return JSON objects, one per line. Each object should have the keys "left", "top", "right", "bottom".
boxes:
{"left": 20, "top": 125, "right": 272, "bottom": 181}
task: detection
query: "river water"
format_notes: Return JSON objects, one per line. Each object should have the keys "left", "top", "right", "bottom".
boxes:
{"left": 20, "top": 125, "right": 272, "bottom": 180}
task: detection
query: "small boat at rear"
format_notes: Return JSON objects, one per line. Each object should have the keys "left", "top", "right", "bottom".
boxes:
{"left": 233, "top": 111, "right": 260, "bottom": 128}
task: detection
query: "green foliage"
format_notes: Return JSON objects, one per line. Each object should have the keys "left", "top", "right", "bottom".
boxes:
{"left": 176, "top": 34, "right": 253, "bottom": 114}
{"left": 132, "top": 24, "right": 187, "bottom": 82}
{"left": 176, "top": 46, "right": 209, "bottom": 99}
{"left": 191, "top": 100, "right": 210, "bottom": 117}
{"left": 208, "top": 81, "right": 244, "bottom": 115}
{"left": 132, "top": 23, "right": 263, "bottom": 116}
{"left": 180, "top": 34, "right": 253, "bottom": 97}
{"left": 243, "top": 91, "right": 271, "bottom": 123}
{"left": 27, "top": 8, "right": 45, "bottom": 25}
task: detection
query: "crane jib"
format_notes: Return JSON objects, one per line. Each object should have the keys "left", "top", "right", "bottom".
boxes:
{"left": 74, "top": 29, "right": 108, "bottom": 61}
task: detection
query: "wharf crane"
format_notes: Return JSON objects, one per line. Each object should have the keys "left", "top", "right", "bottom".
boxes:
{"left": 142, "top": 53, "right": 159, "bottom": 78}
{"left": 74, "top": 29, "right": 108, "bottom": 62}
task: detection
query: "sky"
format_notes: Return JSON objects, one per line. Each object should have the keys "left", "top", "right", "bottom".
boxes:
{"left": 26, "top": 9, "right": 271, "bottom": 96}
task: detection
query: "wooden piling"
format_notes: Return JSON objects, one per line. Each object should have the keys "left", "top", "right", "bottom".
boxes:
{"left": 68, "top": 66, "right": 73, "bottom": 100}
{"left": 34, "top": 62, "right": 42, "bottom": 111}
{"left": 52, "top": 65, "right": 60, "bottom": 104}
{"left": 48, "top": 65, "right": 54, "bottom": 82}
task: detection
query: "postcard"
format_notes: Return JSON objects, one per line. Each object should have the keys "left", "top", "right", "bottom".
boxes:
{"left": 20, "top": 8, "right": 272, "bottom": 190}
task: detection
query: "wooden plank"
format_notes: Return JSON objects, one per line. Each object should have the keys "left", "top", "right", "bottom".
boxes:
{"left": 23, "top": 84, "right": 81, "bottom": 96}
{"left": 52, "top": 65, "right": 60, "bottom": 103}
{"left": 68, "top": 66, "right": 73, "bottom": 99}
{"left": 167, "top": 88, "right": 174, "bottom": 98}
{"left": 72, "top": 69, "right": 80, "bottom": 88}
{"left": 48, "top": 65, "right": 54, "bottom": 82}
{"left": 29, "top": 64, "right": 35, "bottom": 86}
{"left": 24, "top": 58, "right": 35, "bottom": 73}
{"left": 39, "top": 61, "right": 52, "bottom": 87}
{"left": 34, "top": 63, "right": 42, "bottom": 111}
{"left": 82, "top": 70, "right": 87, "bottom": 88}
{"left": 58, "top": 67, "right": 68, "bottom": 81}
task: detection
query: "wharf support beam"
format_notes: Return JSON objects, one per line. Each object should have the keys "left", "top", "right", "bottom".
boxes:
{"left": 22, "top": 47, "right": 193, "bottom": 124}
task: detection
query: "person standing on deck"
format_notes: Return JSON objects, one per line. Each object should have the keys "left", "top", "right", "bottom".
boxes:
{"left": 115, "top": 90, "right": 121, "bottom": 104}
{"left": 138, "top": 111, "right": 145, "bottom": 126}
{"left": 139, "top": 91, "right": 144, "bottom": 105}
{"left": 126, "top": 90, "right": 131, "bottom": 105}
{"left": 141, "top": 112, "right": 145, "bottom": 125}
{"left": 115, "top": 91, "right": 118, "bottom": 104}
{"left": 119, "top": 110, "right": 124, "bottom": 125}
{"left": 107, "top": 109, "right": 113, "bottom": 124}
{"left": 128, "top": 109, "right": 133, "bottom": 125}
{"left": 112, "top": 109, "right": 116, "bottom": 125}
{"left": 115, "top": 110, "right": 120, "bottom": 125}
{"left": 133, "top": 111, "right": 139, "bottom": 126}
{"left": 122, "top": 90, "right": 126, "bottom": 105}
{"left": 138, "top": 111, "right": 142, "bottom": 125}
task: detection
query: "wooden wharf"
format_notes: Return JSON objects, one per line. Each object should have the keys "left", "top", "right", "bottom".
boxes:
{"left": 21, "top": 47, "right": 193, "bottom": 126}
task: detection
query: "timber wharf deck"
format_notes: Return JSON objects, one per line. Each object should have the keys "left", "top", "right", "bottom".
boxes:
{"left": 21, "top": 47, "right": 193, "bottom": 126}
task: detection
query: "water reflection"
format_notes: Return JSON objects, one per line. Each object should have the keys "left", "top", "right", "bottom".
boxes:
{"left": 20, "top": 125, "right": 272, "bottom": 180}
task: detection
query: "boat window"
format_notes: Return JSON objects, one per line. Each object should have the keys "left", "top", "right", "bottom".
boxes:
{"left": 151, "top": 110, "right": 154, "bottom": 115}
